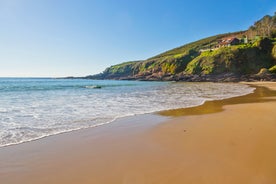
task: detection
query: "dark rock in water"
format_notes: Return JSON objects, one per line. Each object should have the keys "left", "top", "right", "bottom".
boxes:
{"left": 93, "top": 86, "right": 102, "bottom": 89}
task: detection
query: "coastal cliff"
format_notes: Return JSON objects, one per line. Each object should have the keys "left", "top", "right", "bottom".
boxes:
{"left": 87, "top": 13, "right": 276, "bottom": 82}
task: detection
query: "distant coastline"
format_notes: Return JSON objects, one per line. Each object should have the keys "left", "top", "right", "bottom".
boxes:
{"left": 73, "top": 13, "right": 276, "bottom": 82}
{"left": 79, "top": 72, "right": 276, "bottom": 82}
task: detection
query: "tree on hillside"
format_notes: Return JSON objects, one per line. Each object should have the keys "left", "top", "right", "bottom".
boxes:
{"left": 262, "top": 15, "right": 274, "bottom": 37}
{"left": 249, "top": 14, "right": 276, "bottom": 38}
{"left": 271, "top": 13, "right": 276, "bottom": 37}
{"left": 248, "top": 26, "right": 256, "bottom": 39}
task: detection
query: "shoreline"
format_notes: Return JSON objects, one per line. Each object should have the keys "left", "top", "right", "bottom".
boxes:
{"left": 0, "top": 113, "right": 169, "bottom": 149}
{"left": 0, "top": 82, "right": 253, "bottom": 149}
{"left": 0, "top": 82, "right": 276, "bottom": 183}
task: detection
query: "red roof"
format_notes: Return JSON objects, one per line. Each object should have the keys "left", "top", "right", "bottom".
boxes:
{"left": 218, "top": 37, "right": 238, "bottom": 45}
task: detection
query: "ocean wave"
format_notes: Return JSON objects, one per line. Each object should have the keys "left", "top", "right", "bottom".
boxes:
{"left": 0, "top": 79, "right": 255, "bottom": 148}
{"left": 84, "top": 85, "right": 102, "bottom": 89}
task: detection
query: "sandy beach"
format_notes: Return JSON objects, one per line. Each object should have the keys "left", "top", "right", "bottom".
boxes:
{"left": 1, "top": 82, "right": 276, "bottom": 184}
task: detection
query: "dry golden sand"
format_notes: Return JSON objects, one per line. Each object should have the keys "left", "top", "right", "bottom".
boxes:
{"left": 0, "top": 82, "right": 276, "bottom": 184}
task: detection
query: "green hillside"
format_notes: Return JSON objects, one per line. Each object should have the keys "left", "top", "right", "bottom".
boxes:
{"left": 88, "top": 13, "right": 276, "bottom": 81}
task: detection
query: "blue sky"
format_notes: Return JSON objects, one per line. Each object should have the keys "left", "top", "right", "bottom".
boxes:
{"left": 0, "top": 0, "right": 276, "bottom": 77}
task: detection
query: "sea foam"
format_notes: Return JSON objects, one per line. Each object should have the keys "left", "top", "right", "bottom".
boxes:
{"left": 0, "top": 78, "right": 254, "bottom": 147}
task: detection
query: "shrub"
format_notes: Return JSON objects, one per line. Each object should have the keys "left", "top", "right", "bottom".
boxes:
{"left": 269, "top": 65, "right": 276, "bottom": 73}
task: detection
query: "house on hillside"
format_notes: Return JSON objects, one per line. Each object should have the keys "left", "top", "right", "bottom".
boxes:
{"left": 217, "top": 37, "right": 240, "bottom": 48}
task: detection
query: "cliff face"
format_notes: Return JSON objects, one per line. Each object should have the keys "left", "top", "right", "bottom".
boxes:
{"left": 87, "top": 14, "right": 276, "bottom": 81}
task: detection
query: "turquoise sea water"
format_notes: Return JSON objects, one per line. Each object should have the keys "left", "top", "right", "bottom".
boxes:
{"left": 0, "top": 78, "right": 254, "bottom": 147}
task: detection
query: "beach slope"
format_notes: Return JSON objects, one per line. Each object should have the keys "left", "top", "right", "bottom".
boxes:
{"left": 0, "top": 82, "right": 276, "bottom": 184}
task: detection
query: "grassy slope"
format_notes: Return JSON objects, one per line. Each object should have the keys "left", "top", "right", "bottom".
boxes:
{"left": 101, "top": 32, "right": 241, "bottom": 76}
{"left": 98, "top": 32, "right": 276, "bottom": 79}
{"left": 186, "top": 43, "right": 275, "bottom": 75}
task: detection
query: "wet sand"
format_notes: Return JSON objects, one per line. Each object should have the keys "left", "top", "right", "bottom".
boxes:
{"left": 0, "top": 82, "right": 276, "bottom": 184}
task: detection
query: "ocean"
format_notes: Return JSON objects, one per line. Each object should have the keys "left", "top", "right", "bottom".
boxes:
{"left": 0, "top": 78, "right": 254, "bottom": 147}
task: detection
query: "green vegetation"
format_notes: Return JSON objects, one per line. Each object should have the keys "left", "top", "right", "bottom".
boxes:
{"left": 148, "top": 32, "right": 244, "bottom": 60}
{"left": 248, "top": 13, "right": 276, "bottom": 39}
{"left": 272, "top": 45, "right": 276, "bottom": 58}
{"left": 269, "top": 65, "right": 276, "bottom": 73}
{"left": 101, "top": 61, "right": 141, "bottom": 77}
{"left": 96, "top": 13, "right": 276, "bottom": 80}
